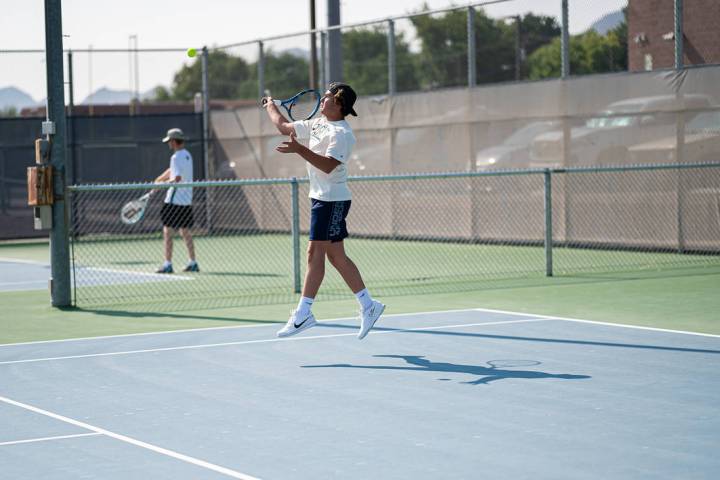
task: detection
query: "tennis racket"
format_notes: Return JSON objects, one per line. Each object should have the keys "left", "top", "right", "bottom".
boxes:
{"left": 120, "top": 191, "right": 153, "bottom": 225}
{"left": 261, "top": 89, "right": 321, "bottom": 121}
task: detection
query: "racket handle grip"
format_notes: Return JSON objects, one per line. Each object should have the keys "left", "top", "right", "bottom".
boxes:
{"left": 260, "top": 98, "right": 282, "bottom": 108}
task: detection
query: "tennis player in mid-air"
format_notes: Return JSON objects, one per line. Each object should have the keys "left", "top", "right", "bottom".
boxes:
{"left": 264, "top": 83, "right": 385, "bottom": 339}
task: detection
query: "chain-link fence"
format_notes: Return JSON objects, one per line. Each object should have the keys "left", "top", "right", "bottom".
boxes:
{"left": 67, "top": 162, "right": 720, "bottom": 310}
{"left": 8, "top": 0, "right": 717, "bottom": 114}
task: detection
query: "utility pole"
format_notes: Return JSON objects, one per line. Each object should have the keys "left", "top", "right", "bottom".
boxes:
{"left": 327, "top": 0, "right": 342, "bottom": 82}
{"left": 309, "top": 0, "right": 318, "bottom": 90}
{"left": 44, "top": 0, "right": 71, "bottom": 306}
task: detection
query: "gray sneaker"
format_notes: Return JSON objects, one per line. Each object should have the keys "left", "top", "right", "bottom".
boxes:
{"left": 358, "top": 300, "right": 385, "bottom": 340}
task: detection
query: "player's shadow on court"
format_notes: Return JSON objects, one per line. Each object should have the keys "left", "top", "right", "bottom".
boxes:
{"left": 302, "top": 355, "right": 591, "bottom": 386}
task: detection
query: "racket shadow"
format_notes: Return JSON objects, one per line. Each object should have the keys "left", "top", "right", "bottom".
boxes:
{"left": 302, "top": 354, "right": 591, "bottom": 386}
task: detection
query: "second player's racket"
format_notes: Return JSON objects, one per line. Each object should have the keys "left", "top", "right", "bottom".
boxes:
{"left": 120, "top": 191, "right": 153, "bottom": 225}
{"left": 261, "top": 89, "right": 321, "bottom": 121}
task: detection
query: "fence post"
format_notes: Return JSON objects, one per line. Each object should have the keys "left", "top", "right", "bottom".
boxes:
{"left": 561, "top": 0, "right": 570, "bottom": 79}
{"left": 67, "top": 50, "right": 76, "bottom": 185}
{"left": 544, "top": 169, "right": 553, "bottom": 277}
{"left": 201, "top": 46, "right": 210, "bottom": 177}
{"left": 201, "top": 46, "right": 215, "bottom": 235}
{"left": 387, "top": 19, "right": 396, "bottom": 95}
{"left": 467, "top": 6, "right": 476, "bottom": 87}
{"left": 291, "top": 177, "right": 302, "bottom": 293}
{"left": 320, "top": 31, "right": 327, "bottom": 89}
{"left": 258, "top": 41, "right": 265, "bottom": 98}
{"left": 674, "top": 0, "right": 683, "bottom": 69}
{"left": 674, "top": 0, "right": 685, "bottom": 252}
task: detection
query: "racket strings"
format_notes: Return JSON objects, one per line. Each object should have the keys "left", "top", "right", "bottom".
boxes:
{"left": 289, "top": 92, "right": 320, "bottom": 121}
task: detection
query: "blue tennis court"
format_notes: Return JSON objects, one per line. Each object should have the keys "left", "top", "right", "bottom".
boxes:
{"left": 1, "top": 308, "right": 718, "bottom": 479}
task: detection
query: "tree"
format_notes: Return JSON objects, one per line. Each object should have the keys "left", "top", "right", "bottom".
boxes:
{"left": 409, "top": 6, "right": 561, "bottom": 88}
{"left": 157, "top": 50, "right": 251, "bottom": 101}
{"left": 411, "top": 7, "right": 472, "bottom": 89}
{"left": 342, "top": 27, "right": 419, "bottom": 95}
{"left": 248, "top": 51, "right": 309, "bottom": 100}
{"left": 0, "top": 106, "right": 18, "bottom": 117}
{"left": 526, "top": 11, "right": 627, "bottom": 79}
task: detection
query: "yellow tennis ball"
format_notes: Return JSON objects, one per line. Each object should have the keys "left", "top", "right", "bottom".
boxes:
{"left": 187, "top": 48, "right": 197, "bottom": 58}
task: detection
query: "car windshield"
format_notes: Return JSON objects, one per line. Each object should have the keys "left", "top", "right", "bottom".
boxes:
{"left": 585, "top": 116, "right": 634, "bottom": 128}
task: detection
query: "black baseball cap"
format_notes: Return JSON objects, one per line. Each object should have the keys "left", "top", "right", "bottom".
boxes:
{"left": 328, "top": 82, "right": 358, "bottom": 117}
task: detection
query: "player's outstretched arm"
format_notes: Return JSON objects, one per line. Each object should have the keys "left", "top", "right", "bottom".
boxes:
{"left": 263, "top": 97, "right": 295, "bottom": 136}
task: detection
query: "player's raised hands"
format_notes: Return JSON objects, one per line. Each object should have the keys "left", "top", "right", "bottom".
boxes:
{"left": 276, "top": 133, "right": 302, "bottom": 154}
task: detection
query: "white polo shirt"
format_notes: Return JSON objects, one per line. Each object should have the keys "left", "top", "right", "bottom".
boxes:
{"left": 165, "top": 148, "right": 193, "bottom": 206}
{"left": 293, "top": 117, "right": 355, "bottom": 201}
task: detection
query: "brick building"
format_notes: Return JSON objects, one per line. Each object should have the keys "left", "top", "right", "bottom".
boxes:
{"left": 628, "top": 0, "right": 720, "bottom": 70}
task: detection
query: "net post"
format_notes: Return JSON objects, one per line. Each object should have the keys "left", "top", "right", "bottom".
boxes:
{"left": 387, "top": 19, "right": 396, "bottom": 95}
{"left": 561, "top": 0, "right": 570, "bottom": 79}
{"left": 467, "top": 6, "right": 476, "bottom": 88}
{"left": 291, "top": 177, "right": 302, "bottom": 293}
{"left": 543, "top": 169, "right": 553, "bottom": 277}
{"left": 45, "top": 0, "right": 71, "bottom": 307}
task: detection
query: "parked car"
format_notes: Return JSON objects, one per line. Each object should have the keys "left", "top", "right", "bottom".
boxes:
{"left": 475, "top": 121, "right": 561, "bottom": 170}
{"left": 529, "top": 94, "right": 714, "bottom": 167}
{"left": 627, "top": 109, "right": 720, "bottom": 164}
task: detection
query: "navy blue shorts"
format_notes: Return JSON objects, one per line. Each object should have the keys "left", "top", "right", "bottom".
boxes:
{"left": 309, "top": 199, "right": 351, "bottom": 242}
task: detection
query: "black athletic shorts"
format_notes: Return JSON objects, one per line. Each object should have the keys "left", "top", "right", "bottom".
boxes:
{"left": 161, "top": 203, "right": 194, "bottom": 229}
{"left": 309, "top": 199, "right": 350, "bottom": 242}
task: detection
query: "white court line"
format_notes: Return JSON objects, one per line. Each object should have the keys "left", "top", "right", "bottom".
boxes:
{"left": 0, "top": 280, "right": 47, "bottom": 287}
{"left": 0, "top": 396, "right": 260, "bottom": 480}
{"left": 0, "top": 257, "right": 192, "bottom": 281}
{"left": 79, "top": 266, "right": 194, "bottom": 281}
{"left": 0, "top": 257, "right": 48, "bottom": 265}
{"left": 0, "top": 432, "right": 101, "bottom": 447}
{"left": 473, "top": 307, "right": 720, "bottom": 338}
{"left": 0, "top": 307, "right": 487, "bottom": 347}
{"left": 0, "top": 318, "right": 547, "bottom": 365}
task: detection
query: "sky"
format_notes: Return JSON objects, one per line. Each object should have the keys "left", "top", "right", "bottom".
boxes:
{"left": 1, "top": 0, "right": 627, "bottom": 102}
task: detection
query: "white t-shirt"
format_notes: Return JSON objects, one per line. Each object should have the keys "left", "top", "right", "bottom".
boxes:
{"left": 164, "top": 148, "right": 193, "bottom": 206}
{"left": 293, "top": 117, "right": 355, "bottom": 201}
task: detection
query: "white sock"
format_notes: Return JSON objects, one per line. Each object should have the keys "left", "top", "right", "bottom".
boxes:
{"left": 187, "top": 260, "right": 197, "bottom": 266}
{"left": 355, "top": 288, "right": 373, "bottom": 310}
{"left": 296, "top": 296, "right": 314, "bottom": 317}
{"left": 163, "top": 260, "right": 172, "bottom": 268}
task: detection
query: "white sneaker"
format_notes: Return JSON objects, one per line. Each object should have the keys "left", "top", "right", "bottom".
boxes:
{"left": 277, "top": 311, "right": 317, "bottom": 338}
{"left": 358, "top": 300, "right": 385, "bottom": 340}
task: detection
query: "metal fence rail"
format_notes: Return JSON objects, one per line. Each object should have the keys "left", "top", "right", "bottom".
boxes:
{"left": 67, "top": 162, "right": 720, "bottom": 309}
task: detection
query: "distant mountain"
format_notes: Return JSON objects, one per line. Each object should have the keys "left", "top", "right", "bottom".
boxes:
{"left": 0, "top": 86, "right": 39, "bottom": 110}
{"left": 81, "top": 87, "right": 160, "bottom": 104}
{"left": 81, "top": 87, "right": 133, "bottom": 105}
{"left": 590, "top": 10, "right": 624, "bottom": 35}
